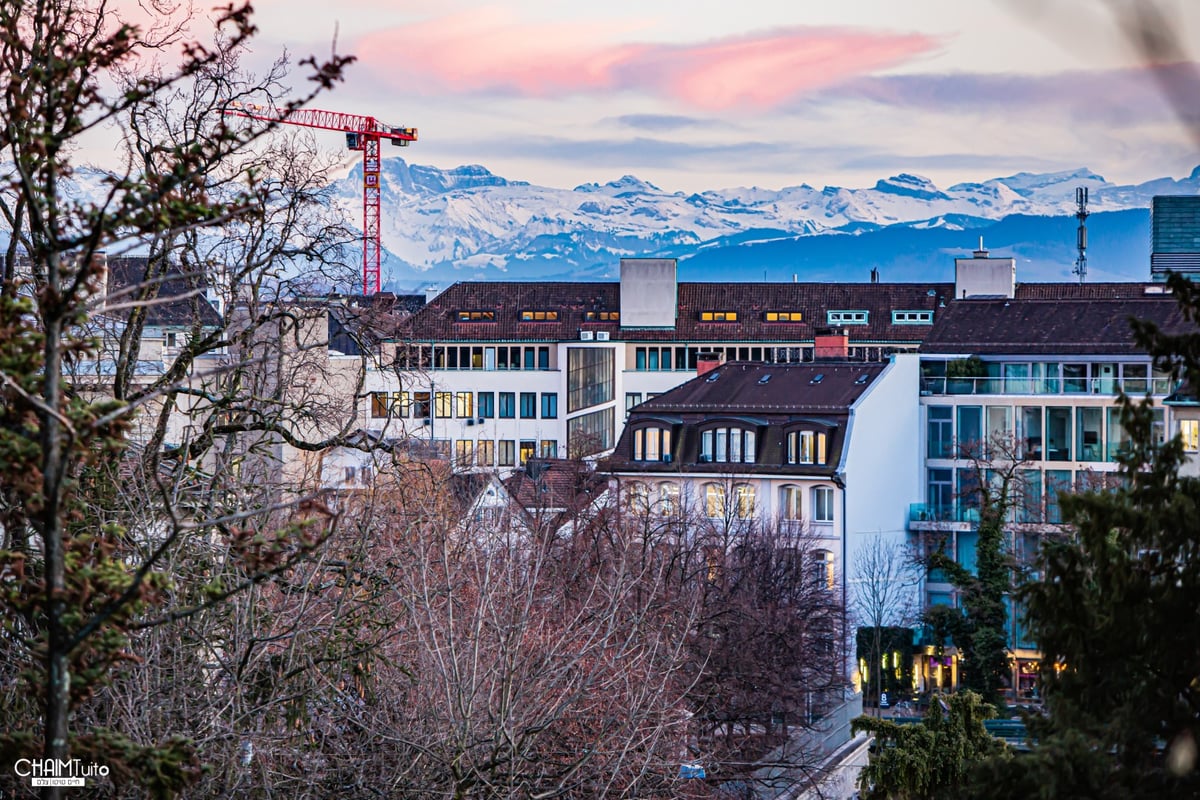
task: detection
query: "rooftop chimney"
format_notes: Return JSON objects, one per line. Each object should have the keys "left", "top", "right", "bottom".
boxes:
{"left": 814, "top": 328, "right": 850, "bottom": 359}
{"left": 955, "top": 239, "right": 1015, "bottom": 299}
{"left": 424, "top": 285, "right": 441, "bottom": 303}
{"left": 697, "top": 351, "right": 723, "bottom": 376}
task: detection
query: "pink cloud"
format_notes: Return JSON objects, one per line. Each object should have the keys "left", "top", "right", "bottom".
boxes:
{"left": 353, "top": 14, "right": 939, "bottom": 111}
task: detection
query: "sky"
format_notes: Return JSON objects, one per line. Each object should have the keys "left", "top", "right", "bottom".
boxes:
{"left": 181, "top": 0, "right": 1200, "bottom": 193}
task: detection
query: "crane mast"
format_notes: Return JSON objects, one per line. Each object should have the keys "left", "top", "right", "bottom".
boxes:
{"left": 223, "top": 102, "right": 418, "bottom": 295}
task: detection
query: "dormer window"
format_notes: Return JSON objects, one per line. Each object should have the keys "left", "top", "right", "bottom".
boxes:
{"left": 584, "top": 310, "right": 620, "bottom": 321}
{"left": 633, "top": 426, "right": 673, "bottom": 462}
{"left": 764, "top": 311, "right": 803, "bottom": 322}
{"left": 700, "top": 427, "right": 756, "bottom": 464}
{"left": 456, "top": 310, "right": 496, "bottom": 322}
{"left": 699, "top": 311, "right": 738, "bottom": 322}
{"left": 520, "top": 309, "right": 559, "bottom": 322}
{"left": 787, "top": 430, "right": 828, "bottom": 465}
{"left": 827, "top": 310, "right": 868, "bottom": 325}
{"left": 892, "top": 310, "right": 933, "bottom": 324}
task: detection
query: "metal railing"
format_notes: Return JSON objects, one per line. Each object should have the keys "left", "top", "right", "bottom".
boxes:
{"left": 921, "top": 376, "right": 1173, "bottom": 396}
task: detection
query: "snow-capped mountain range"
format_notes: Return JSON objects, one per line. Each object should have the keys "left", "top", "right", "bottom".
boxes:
{"left": 328, "top": 161, "right": 1200, "bottom": 287}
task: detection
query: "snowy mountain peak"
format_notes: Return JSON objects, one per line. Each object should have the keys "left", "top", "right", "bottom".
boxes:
{"left": 873, "top": 174, "right": 950, "bottom": 201}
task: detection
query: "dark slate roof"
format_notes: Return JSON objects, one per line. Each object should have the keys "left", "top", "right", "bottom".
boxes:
{"left": 1013, "top": 282, "right": 1172, "bottom": 300}
{"left": 604, "top": 361, "right": 885, "bottom": 476}
{"left": 105, "top": 256, "right": 222, "bottom": 327}
{"left": 919, "top": 297, "right": 1193, "bottom": 356}
{"left": 396, "top": 281, "right": 953, "bottom": 344}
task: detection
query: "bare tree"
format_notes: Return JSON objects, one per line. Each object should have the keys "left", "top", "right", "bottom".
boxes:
{"left": 851, "top": 535, "right": 921, "bottom": 716}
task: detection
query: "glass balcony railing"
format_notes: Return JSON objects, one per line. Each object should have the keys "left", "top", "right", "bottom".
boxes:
{"left": 920, "top": 376, "right": 1174, "bottom": 397}
{"left": 908, "top": 503, "right": 980, "bottom": 524}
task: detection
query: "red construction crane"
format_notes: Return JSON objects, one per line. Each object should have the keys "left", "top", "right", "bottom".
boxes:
{"left": 223, "top": 102, "right": 418, "bottom": 295}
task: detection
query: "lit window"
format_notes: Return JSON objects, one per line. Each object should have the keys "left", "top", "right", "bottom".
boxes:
{"left": 811, "top": 549, "right": 835, "bottom": 589}
{"left": 626, "top": 481, "right": 650, "bottom": 513}
{"left": 765, "top": 311, "right": 803, "bottom": 322}
{"left": 455, "top": 392, "right": 473, "bottom": 418}
{"left": 657, "top": 482, "right": 679, "bottom": 516}
{"left": 705, "top": 483, "right": 726, "bottom": 518}
{"left": 584, "top": 310, "right": 620, "bottom": 321}
{"left": 633, "top": 426, "right": 673, "bottom": 462}
{"left": 455, "top": 439, "right": 474, "bottom": 467}
{"left": 1181, "top": 419, "right": 1200, "bottom": 452}
{"left": 699, "top": 310, "right": 738, "bottom": 322}
{"left": 733, "top": 483, "right": 756, "bottom": 519}
{"left": 787, "top": 430, "right": 828, "bottom": 465}
{"left": 456, "top": 310, "right": 496, "bottom": 322}
{"left": 520, "top": 309, "right": 560, "bottom": 322}
{"left": 435, "top": 391, "right": 453, "bottom": 418}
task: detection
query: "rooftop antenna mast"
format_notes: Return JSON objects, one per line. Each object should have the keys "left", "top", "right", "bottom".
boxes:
{"left": 1073, "top": 186, "right": 1089, "bottom": 283}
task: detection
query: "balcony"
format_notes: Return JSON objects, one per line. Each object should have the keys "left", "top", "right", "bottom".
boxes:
{"left": 908, "top": 503, "right": 980, "bottom": 525}
{"left": 920, "top": 376, "right": 1173, "bottom": 397}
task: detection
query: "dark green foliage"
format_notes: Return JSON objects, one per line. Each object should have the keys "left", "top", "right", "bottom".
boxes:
{"left": 857, "top": 626, "right": 915, "bottom": 705}
{"left": 852, "top": 691, "right": 1006, "bottom": 799}
{"left": 969, "top": 271, "right": 1200, "bottom": 798}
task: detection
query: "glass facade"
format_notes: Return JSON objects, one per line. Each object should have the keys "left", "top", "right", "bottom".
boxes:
{"left": 567, "top": 347, "right": 614, "bottom": 413}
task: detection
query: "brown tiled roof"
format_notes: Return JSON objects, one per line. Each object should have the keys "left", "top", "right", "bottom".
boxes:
{"left": 919, "top": 297, "right": 1193, "bottom": 355}
{"left": 105, "top": 256, "right": 222, "bottom": 327}
{"left": 503, "top": 459, "right": 608, "bottom": 516}
{"left": 395, "top": 281, "right": 953, "bottom": 344}
{"left": 604, "top": 362, "right": 885, "bottom": 476}
{"left": 1014, "top": 282, "right": 1172, "bottom": 300}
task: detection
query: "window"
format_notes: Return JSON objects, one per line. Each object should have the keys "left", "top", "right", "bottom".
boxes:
{"left": 626, "top": 392, "right": 642, "bottom": 410}
{"left": 1181, "top": 419, "right": 1200, "bottom": 452}
{"left": 700, "top": 427, "right": 756, "bottom": 463}
{"left": 657, "top": 482, "right": 680, "bottom": 516}
{"left": 567, "top": 407, "right": 615, "bottom": 458}
{"left": 733, "top": 483, "right": 756, "bottom": 519}
{"left": 811, "top": 550, "right": 835, "bottom": 589}
{"left": 435, "top": 391, "right": 453, "bottom": 418}
{"left": 498, "top": 440, "right": 515, "bottom": 467}
{"left": 786, "top": 430, "right": 828, "bottom": 465}
{"left": 927, "top": 406, "right": 952, "bottom": 458}
{"left": 455, "top": 392, "right": 474, "bottom": 418}
{"left": 567, "top": 347, "right": 614, "bottom": 412}
{"left": 540, "top": 440, "right": 557, "bottom": 458}
{"left": 780, "top": 485, "right": 803, "bottom": 521}
{"left": 520, "top": 392, "right": 537, "bottom": 419}
{"left": 541, "top": 393, "right": 558, "bottom": 418}
{"left": 827, "top": 310, "right": 868, "bottom": 325}
{"left": 699, "top": 310, "right": 738, "bottom": 322}
{"left": 455, "top": 439, "right": 474, "bottom": 467}
{"left": 812, "top": 486, "right": 834, "bottom": 523}
{"left": 892, "top": 310, "right": 933, "bottom": 324}
{"left": 370, "top": 392, "right": 388, "bottom": 418}
{"left": 519, "top": 440, "right": 536, "bottom": 465}
{"left": 520, "top": 309, "right": 559, "bottom": 322}
{"left": 498, "top": 392, "right": 515, "bottom": 419}
{"left": 456, "top": 310, "right": 496, "bottom": 322}
{"left": 633, "top": 426, "right": 673, "bottom": 462}
{"left": 584, "top": 310, "right": 619, "bottom": 321}
{"left": 704, "top": 483, "right": 726, "bottom": 518}
{"left": 626, "top": 481, "right": 650, "bottom": 513}
{"left": 412, "top": 392, "right": 431, "bottom": 420}
{"left": 478, "top": 392, "right": 495, "bottom": 419}
{"left": 765, "top": 311, "right": 803, "bottom": 322}
{"left": 477, "top": 439, "right": 495, "bottom": 467}
{"left": 927, "top": 468, "right": 953, "bottom": 518}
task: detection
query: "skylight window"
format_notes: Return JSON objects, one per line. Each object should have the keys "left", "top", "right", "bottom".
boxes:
{"left": 700, "top": 311, "right": 738, "bottom": 322}
{"left": 810, "top": 374, "right": 824, "bottom": 384}
{"left": 758, "top": 374, "right": 772, "bottom": 384}
{"left": 456, "top": 310, "right": 496, "bottom": 322}
{"left": 765, "top": 311, "right": 803, "bottom": 322}
{"left": 584, "top": 310, "right": 620, "bottom": 321}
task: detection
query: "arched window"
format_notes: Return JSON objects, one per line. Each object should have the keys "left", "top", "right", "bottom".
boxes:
{"left": 626, "top": 481, "right": 650, "bottom": 513}
{"left": 733, "top": 483, "right": 757, "bottom": 519}
{"left": 657, "top": 482, "right": 680, "bottom": 516}
{"left": 633, "top": 426, "right": 673, "bottom": 461}
{"left": 812, "top": 486, "right": 835, "bottom": 523}
{"left": 700, "top": 427, "right": 756, "bottom": 463}
{"left": 787, "top": 430, "right": 828, "bottom": 465}
{"left": 780, "top": 485, "right": 803, "bottom": 521}
{"left": 704, "top": 483, "right": 726, "bottom": 518}
{"left": 811, "top": 549, "right": 835, "bottom": 589}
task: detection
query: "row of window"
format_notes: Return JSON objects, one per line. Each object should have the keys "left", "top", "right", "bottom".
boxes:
{"left": 632, "top": 344, "right": 910, "bottom": 371}
{"left": 454, "top": 308, "right": 929, "bottom": 326}
{"left": 428, "top": 345, "right": 552, "bottom": 371}
{"left": 632, "top": 425, "right": 829, "bottom": 466}
{"left": 920, "top": 359, "right": 1172, "bottom": 396}
{"left": 454, "top": 439, "right": 557, "bottom": 468}
{"left": 924, "top": 466, "right": 1124, "bottom": 526}
{"left": 624, "top": 481, "right": 835, "bottom": 523}
{"left": 926, "top": 403, "right": 1166, "bottom": 463}
{"left": 370, "top": 391, "right": 558, "bottom": 420}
